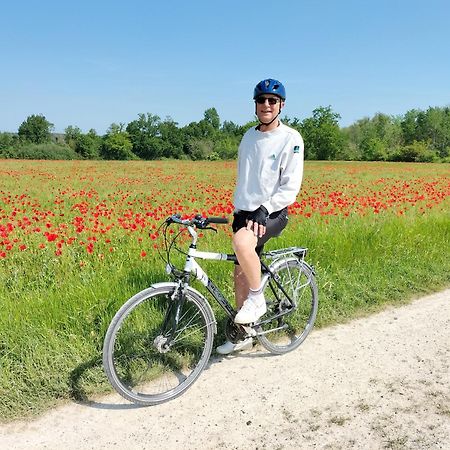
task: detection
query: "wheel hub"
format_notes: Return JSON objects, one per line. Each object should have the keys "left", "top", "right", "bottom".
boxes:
{"left": 153, "top": 335, "right": 171, "bottom": 353}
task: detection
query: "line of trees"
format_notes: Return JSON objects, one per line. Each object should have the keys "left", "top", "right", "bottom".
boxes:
{"left": 1, "top": 105, "right": 449, "bottom": 162}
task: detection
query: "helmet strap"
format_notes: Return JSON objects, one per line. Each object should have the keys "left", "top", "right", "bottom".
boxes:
{"left": 255, "top": 103, "right": 282, "bottom": 127}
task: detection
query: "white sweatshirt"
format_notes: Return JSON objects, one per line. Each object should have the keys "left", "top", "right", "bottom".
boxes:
{"left": 233, "top": 122, "right": 304, "bottom": 215}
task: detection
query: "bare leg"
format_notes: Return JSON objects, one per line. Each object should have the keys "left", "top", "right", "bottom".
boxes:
{"left": 234, "top": 265, "right": 249, "bottom": 309}
{"left": 232, "top": 228, "right": 261, "bottom": 306}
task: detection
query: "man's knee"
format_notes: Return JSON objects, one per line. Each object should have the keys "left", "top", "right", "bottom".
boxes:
{"left": 232, "top": 229, "right": 257, "bottom": 254}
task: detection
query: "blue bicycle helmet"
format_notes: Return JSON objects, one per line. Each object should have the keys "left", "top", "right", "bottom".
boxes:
{"left": 253, "top": 78, "right": 286, "bottom": 100}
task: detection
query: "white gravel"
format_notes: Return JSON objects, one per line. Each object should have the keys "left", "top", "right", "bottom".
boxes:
{"left": 1, "top": 289, "right": 449, "bottom": 450}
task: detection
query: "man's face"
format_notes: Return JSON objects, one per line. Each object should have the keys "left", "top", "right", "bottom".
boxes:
{"left": 255, "top": 95, "right": 284, "bottom": 124}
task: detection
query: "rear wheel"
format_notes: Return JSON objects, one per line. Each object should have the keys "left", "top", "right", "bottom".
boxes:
{"left": 257, "top": 258, "right": 318, "bottom": 354}
{"left": 103, "top": 284, "right": 215, "bottom": 405}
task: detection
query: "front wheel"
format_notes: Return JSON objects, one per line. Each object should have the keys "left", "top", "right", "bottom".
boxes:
{"left": 103, "top": 284, "right": 215, "bottom": 405}
{"left": 257, "top": 257, "right": 318, "bottom": 354}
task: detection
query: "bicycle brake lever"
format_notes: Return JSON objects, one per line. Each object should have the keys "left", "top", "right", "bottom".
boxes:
{"left": 203, "top": 226, "right": 218, "bottom": 233}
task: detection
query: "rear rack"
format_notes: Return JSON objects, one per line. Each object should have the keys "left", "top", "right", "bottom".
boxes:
{"left": 263, "top": 246, "right": 308, "bottom": 259}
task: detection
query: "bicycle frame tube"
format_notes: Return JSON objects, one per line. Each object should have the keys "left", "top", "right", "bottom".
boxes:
{"left": 184, "top": 248, "right": 236, "bottom": 317}
{"left": 259, "top": 259, "right": 298, "bottom": 308}
{"left": 185, "top": 248, "right": 236, "bottom": 280}
{"left": 205, "top": 278, "right": 236, "bottom": 317}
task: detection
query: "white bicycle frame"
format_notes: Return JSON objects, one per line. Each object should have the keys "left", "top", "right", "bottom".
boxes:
{"left": 166, "top": 222, "right": 312, "bottom": 318}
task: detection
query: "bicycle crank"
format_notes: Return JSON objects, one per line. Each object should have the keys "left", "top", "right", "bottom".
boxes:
{"left": 225, "top": 318, "right": 248, "bottom": 344}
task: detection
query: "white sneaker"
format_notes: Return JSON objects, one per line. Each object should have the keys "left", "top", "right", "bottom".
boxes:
{"left": 216, "top": 338, "right": 253, "bottom": 355}
{"left": 234, "top": 295, "right": 267, "bottom": 324}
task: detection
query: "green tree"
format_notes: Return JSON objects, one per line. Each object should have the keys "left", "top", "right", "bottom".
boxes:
{"left": 400, "top": 109, "right": 420, "bottom": 145}
{"left": 343, "top": 113, "right": 402, "bottom": 161}
{"left": 420, "top": 107, "right": 450, "bottom": 158}
{"left": 221, "top": 120, "right": 245, "bottom": 139}
{"left": 361, "top": 137, "right": 389, "bottom": 161}
{"left": 158, "top": 117, "right": 185, "bottom": 158}
{"left": 282, "top": 116, "right": 302, "bottom": 131}
{"left": 203, "top": 107, "right": 220, "bottom": 130}
{"left": 182, "top": 108, "right": 222, "bottom": 150}
{"left": 214, "top": 135, "right": 239, "bottom": 159}
{"left": 64, "top": 126, "right": 101, "bottom": 159}
{"left": 182, "top": 120, "right": 214, "bottom": 159}
{"left": 64, "top": 125, "right": 82, "bottom": 149}
{"left": 401, "top": 107, "right": 450, "bottom": 159}
{"left": 18, "top": 114, "right": 54, "bottom": 144}
{"left": 76, "top": 129, "right": 101, "bottom": 159}
{"left": 126, "top": 113, "right": 163, "bottom": 159}
{"left": 338, "top": 124, "right": 361, "bottom": 160}
{"left": 101, "top": 123, "right": 136, "bottom": 160}
{"left": 0, "top": 132, "right": 18, "bottom": 156}
{"left": 186, "top": 138, "right": 215, "bottom": 160}
{"left": 300, "top": 106, "right": 344, "bottom": 160}
{"left": 392, "top": 140, "right": 438, "bottom": 162}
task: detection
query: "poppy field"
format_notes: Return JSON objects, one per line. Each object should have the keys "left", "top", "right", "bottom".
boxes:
{"left": 1, "top": 159, "right": 449, "bottom": 420}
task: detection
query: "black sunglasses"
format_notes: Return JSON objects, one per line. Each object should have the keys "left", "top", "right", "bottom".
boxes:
{"left": 255, "top": 97, "right": 280, "bottom": 105}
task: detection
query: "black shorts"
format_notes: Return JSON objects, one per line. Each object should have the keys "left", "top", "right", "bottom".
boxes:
{"left": 232, "top": 207, "right": 288, "bottom": 261}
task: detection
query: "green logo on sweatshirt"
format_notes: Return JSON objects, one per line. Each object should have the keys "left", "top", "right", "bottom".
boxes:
{"left": 293, "top": 145, "right": 300, "bottom": 153}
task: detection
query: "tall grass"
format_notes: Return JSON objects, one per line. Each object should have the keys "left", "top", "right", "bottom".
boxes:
{"left": 0, "top": 160, "right": 449, "bottom": 420}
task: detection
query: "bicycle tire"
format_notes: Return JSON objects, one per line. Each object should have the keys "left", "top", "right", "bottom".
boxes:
{"left": 103, "top": 283, "right": 215, "bottom": 405}
{"left": 257, "top": 257, "right": 318, "bottom": 354}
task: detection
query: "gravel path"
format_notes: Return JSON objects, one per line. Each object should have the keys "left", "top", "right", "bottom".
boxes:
{"left": 1, "top": 289, "right": 449, "bottom": 450}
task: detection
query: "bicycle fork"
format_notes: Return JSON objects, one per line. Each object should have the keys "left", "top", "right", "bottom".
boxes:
{"left": 153, "top": 281, "right": 186, "bottom": 353}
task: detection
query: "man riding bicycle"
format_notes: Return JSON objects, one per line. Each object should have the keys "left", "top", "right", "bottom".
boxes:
{"left": 217, "top": 78, "right": 305, "bottom": 355}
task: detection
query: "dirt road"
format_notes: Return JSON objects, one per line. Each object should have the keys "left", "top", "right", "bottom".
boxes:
{"left": 1, "top": 289, "right": 449, "bottom": 450}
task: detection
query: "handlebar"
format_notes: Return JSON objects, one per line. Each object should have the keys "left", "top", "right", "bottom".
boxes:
{"left": 207, "top": 217, "right": 229, "bottom": 224}
{"left": 166, "top": 214, "right": 229, "bottom": 229}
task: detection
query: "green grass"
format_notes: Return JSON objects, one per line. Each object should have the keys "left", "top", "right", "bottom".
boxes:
{"left": 300, "top": 211, "right": 450, "bottom": 324}
{"left": 0, "top": 160, "right": 449, "bottom": 421}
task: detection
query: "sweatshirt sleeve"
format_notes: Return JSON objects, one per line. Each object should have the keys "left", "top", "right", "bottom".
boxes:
{"left": 262, "top": 135, "right": 304, "bottom": 214}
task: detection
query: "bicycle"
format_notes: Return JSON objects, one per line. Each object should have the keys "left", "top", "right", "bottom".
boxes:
{"left": 103, "top": 213, "right": 318, "bottom": 405}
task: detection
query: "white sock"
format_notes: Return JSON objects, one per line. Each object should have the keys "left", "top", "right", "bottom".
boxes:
{"left": 248, "top": 288, "right": 264, "bottom": 303}
{"left": 249, "top": 286, "right": 263, "bottom": 296}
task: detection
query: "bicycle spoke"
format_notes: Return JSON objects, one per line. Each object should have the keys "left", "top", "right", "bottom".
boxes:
{"left": 257, "top": 258, "right": 318, "bottom": 354}
{"left": 103, "top": 286, "right": 214, "bottom": 405}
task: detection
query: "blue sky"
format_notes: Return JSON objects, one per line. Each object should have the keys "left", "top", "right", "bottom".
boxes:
{"left": 1, "top": 0, "right": 449, "bottom": 134}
